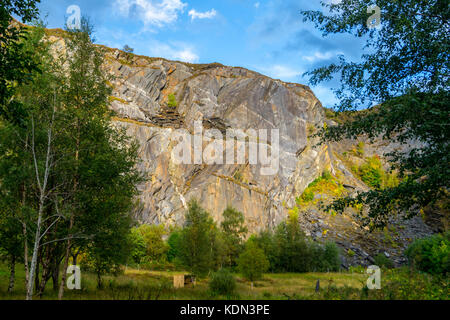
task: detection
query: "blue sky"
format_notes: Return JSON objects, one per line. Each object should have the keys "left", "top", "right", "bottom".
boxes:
{"left": 36, "top": 0, "right": 366, "bottom": 108}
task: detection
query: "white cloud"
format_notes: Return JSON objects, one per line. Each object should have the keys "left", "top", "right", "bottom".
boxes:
{"left": 114, "top": 0, "right": 187, "bottom": 28}
{"left": 254, "top": 2, "right": 260, "bottom": 9}
{"left": 258, "top": 65, "right": 303, "bottom": 80}
{"left": 149, "top": 41, "right": 199, "bottom": 63}
{"left": 188, "top": 9, "right": 217, "bottom": 21}
{"left": 303, "top": 51, "right": 344, "bottom": 63}
{"left": 304, "top": 51, "right": 334, "bottom": 63}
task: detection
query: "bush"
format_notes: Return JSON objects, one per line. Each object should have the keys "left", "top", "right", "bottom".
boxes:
{"left": 322, "top": 170, "right": 333, "bottom": 181}
{"left": 167, "top": 230, "right": 182, "bottom": 263}
{"left": 356, "top": 142, "right": 365, "bottom": 157}
{"left": 405, "top": 232, "right": 450, "bottom": 275}
{"left": 373, "top": 253, "right": 394, "bottom": 269}
{"left": 358, "top": 156, "right": 384, "bottom": 189}
{"left": 209, "top": 269, "right": 236, "bottom": 296}
{"left": 253, "top": 222, "right": 341, "bottom": 273}
{"left": 320, "top": 241, "right": 341, "bottom": 272}
{"left": 313, "top": 268, "right": 449, "bottom": 300}
{"left": 168, "top": 93, "right": 178, "bottom": 108}
{"left": 238, "top": 241, "right": 269, "bottom": 282}
{"left": 347, "top": 249, "right": 356, "bottom": 257}
{"left": 301, "top": 189, "right": 314, "bottom": 202}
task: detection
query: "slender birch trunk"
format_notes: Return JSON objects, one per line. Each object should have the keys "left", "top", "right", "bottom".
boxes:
{"left": 26, "top": 108, "right": 55, "bottom": 300}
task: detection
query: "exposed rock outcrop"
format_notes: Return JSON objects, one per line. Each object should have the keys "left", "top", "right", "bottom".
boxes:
{"left": 37, "top": 34, "right": 436, "bottom": 267}
{"left": 96, "top": 47, "right": 437, "bottom": 266}
{"left": 104, "top": 50, "right": 329, "bottom": 233}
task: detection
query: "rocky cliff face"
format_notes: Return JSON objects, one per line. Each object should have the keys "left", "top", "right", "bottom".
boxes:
{"left": 104, "top": 49, "right": 331, "bottom": 232}
{"left": 95, "top": 46, "right": 433, "bottom": 267}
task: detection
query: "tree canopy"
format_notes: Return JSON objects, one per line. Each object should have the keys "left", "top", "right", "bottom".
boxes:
{"left": 302, "top": 0, "right": 449, "bottom": 228}
{"left": 0, "top": 0, "right": 41, "bottom": 124}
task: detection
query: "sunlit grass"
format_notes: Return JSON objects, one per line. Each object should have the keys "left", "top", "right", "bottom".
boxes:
{"left": 1, "top": 263, "right": 446, "bottom": 300}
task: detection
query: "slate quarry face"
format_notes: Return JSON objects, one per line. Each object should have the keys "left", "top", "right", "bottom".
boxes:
{"left": 105, "top": 52, "right": 328, "bottom": 233}
{"left": 35, "top": 32, "right": 432, "bottom": 266}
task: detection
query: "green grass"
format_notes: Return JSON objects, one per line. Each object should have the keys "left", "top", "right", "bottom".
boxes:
{"left": 0, "top": 262, "right": 365, "bottom": 300}
{"left": 0, "top": 262, "right": 447, "bottom": 300}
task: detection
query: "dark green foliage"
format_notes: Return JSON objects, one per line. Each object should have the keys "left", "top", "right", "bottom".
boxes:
{"left": 238, "top": 240, "right": 269, "bottom": 282}
{"left": 129, "top": 228, "right": 146, "bottom": 265}
{"left": 0, "top": 216, "right": 23, "bottom": 266}
{"left": 221, "top": 206, "right": 247, "bottom": 268}
{"left": 302, "top": 0, "right": 450, "bottom": 228}
{"left": 405, "top": 232, "right": 450, "bottom": 275}
{"left": 250, "top": 232, "right": 278, "bottom": 271}
{"left": 316, "top": 268, "right": 449, "bottom": 300}
{"left": 0, "top": 0, "right": 41, "bottom": 125}
{"left": 373, "top": 253, "right": 394, "bottom": 269}
{"left": 82, "top": 216, "right": 132, "bottom": 288}
{"left": 272, "top": 221, "right": 311, "bottom": 272}
{"left": 316, "top": 241, "right": 342, "bottom": 272}
{"left": 59, "top": 20, "right": 141, "bottom": 287}
{"left": 167, "top": 229, "right": 182, "bottom": 263}
{"left": 123, "top": 45, "right": 134, "bottom": 54}
{"left": 136, "top": 225, "right": 169, "bottom": 266}
{"left": 0, "top": 20, "right": 141, "bottom": 297}
{"left": 252, "top": 220, "right": 341, "bottom": 273}
{"left": 122, "top": 45, "right": 134, "bottom": 62}
{"left": 209, "top": 269, "right": 236, "bottom": 296}
{"left": 178, "top": 199, "right": 216, "bottom": 277}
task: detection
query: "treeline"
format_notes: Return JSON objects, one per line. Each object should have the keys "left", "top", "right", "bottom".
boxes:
{"left": 0, "top": 2, "right": 141, "bottom": 300}
{"left": 120, "top": 199, "right": 341, "bottom": 281}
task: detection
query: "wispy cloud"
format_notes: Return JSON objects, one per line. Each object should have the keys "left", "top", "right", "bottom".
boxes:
{"left": 188, "top": 9, "right": 217, "bottom": 21}
{"left": 304, "top": 51, "right": 338, "bottom": 63}
{"left": 257, "top": 65, "right": 303, "bottom": 81}
{"left": 149, "top": 41, "right": 199, "bottom": 63}
{"left": 114, "top": 0, "right": 187, "bottom": 28}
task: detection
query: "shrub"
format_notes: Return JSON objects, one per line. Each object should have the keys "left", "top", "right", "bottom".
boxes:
{"left": 251, "top": 232, "right": 278, "bottom": 272}
{"left": 405, "top": 232, "right": 450, "bottom": 275}
{"left": 135, "top": 224, "right": 169, "bottom": 267}
{"left": 168, "top": 93, "right": 178, "bottom": 108}
{"left": 238, "top": 241, "right": 269, "bottom": 282}
{"left": 349, "top": 265, "right": 366, "bottom": 274}
{"left": 167, "top": 230, "right": 182, "bottom": 263}
{"left": 209, "top": 269, "right": 236, "bottom": 296}
{"left": 320, "top": 241, "right": 341, "bottom": 272}
{"left": 322, "top": 170, "right": 333, "bottom": 181}
{"left": 297, "top": 170, "right": 345, "bottom": 206}
{"left": 347, "top": 249, "right": 356, "bottom": 257}
{"left": 254, "top": 221, "right": 341, "bottom": 273}
{"left": 301, "top": 190, "right": 314, "bottom": 202}
{"left": 358, "top": 156, "right": 384, "bottom": 189}
{"left": 373, "top": 253, "right": 394, "bottom": 269}
{"left": 356, "top": 142, "right": 365, "bottom": 157}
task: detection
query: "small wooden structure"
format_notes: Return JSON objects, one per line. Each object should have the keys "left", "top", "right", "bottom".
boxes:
{"left": 173, "top": 275, "right": 185, "bottom": 288}
{"left": 173, "top": 274, "right": 196, "bottom": 288}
